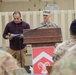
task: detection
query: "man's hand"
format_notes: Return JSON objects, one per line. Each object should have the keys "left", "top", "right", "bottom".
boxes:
{"left": 5, "top": 35, "right": 12, "bottom": 40}
{"left": 20, "top": 34, "right": 24, "bottom": 38}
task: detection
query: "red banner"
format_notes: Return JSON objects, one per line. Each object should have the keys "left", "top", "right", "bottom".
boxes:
{"left": 32, "top": 46, "right": 54, "bottom": 74}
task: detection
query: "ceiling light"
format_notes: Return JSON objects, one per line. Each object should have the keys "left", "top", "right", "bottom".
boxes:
{"left": 41, "top": 0, "right": 53, "bottom": 1}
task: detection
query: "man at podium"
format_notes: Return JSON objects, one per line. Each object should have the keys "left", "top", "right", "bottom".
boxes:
{"left": 3, "top": 11, "right": 30, "bottom": 67}
{"left": 40, "top": 10, "right": 58, "bottom": 28}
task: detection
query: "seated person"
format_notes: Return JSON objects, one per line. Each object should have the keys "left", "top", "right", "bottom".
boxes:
{"left": 0, "top": 49, "right": 27, "bottom": 75}
{"left": 53, "top": 19, "right": 76, "bottom": 62}
{"left": 51, "top": 44, "right": 76, "bottom": 75}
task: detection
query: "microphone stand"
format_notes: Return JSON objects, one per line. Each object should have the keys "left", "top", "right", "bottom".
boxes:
{"left": 23, "top": 24, "right": 47, "bottom": 34}
{"left": 10, "top": 34, "right": 23, "bottom": 67}
{"left": 19, "top": 36, "right": 22, "bottom": 67}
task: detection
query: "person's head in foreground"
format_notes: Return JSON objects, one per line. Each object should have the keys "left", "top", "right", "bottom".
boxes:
{"left": 70, "top": 19, "right": 76, "bottom": 38}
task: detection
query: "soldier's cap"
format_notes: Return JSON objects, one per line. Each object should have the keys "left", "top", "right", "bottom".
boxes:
{"left": 43, "top": 10, "right": 50, "bottom": 16}
{"left": 70, "top": 19, "right": 76, "bottom": 35}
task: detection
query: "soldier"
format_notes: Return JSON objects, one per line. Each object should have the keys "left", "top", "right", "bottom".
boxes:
{"left": 52, "top": 19, "right": 76, "bottom": 62}
{"left": 0, "top": 49, "right": 28, "bottom": 75}
{"left": 40, "top": 10, "right": 58, "bottom": 28}
{"left": 0, "top": 49, "right": 19, "bottom": 75}
{"left": 51, "top": 44, "right": 76, "bottom": 75}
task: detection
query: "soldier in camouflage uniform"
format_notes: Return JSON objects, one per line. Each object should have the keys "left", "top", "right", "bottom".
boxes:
{"left": 0, "top": 49, "right": 20, "bottom": 75}
{"left": 40, "top": 10, "right": 58, "bottom": 28}
{"left": 51, "top": 44, "right": 76, "bottom": 75}
{"left": 53, "top": 19, "right": 76, "bottom": 62}
{"left": 52, "top": 38, "right": 76, "bottom": 62}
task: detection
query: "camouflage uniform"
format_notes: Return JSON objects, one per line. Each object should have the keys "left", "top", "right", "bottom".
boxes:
{"left": 0, "top": 49, "right": 20, "bottom": 75}
{"left": 40, "top": 22, "right": 58, "bottom": 28}
{"left": 53, "top": 38, "right": 76, "bottom": 62}
{"left": 51, "top": 45, "right": 76, "bottom": 75}
{"left": 41, "top": 10, "right": 58, "bottom": 28}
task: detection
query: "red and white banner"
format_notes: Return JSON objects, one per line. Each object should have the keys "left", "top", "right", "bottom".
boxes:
{"left": 32, "top": 46, "right": 54, "bottom": 74}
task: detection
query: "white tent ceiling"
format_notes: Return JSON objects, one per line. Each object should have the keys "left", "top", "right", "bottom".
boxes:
{"left": 0, "top": 0, "right": 29, "bottom": 2}
{"left": 0, "top": 0, "right": 53, "bottom": 2}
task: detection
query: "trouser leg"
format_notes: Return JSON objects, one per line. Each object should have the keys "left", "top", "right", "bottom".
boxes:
{"left": 7, "top": 48, "right": 20, "bottom": 66}
{"left": 7, "top": 48, "right": 26, "bottom": 67}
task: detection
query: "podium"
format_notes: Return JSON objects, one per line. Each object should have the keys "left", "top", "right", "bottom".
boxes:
{"left": 23, "top": 28, "right": 62, "bottom": 47}
{"left": 23, "top": 28, "right": 62, "bottom": 74}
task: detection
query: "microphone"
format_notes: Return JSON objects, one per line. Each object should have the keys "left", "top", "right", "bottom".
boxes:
{"left": 33, "top": 23, "right": 47, "bottom": 30}
{"left": 23, "top": 23, "right": 47, "bottom": 34}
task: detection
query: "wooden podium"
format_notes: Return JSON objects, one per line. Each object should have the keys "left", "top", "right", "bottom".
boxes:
{"left": 23, "top": 28, "right": 62, "bottom": 47}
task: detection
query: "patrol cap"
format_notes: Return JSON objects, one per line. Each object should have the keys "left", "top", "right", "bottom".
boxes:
{"left": 43, "top": 10, "right": 50, "bottom": 16}
{"left": 70, "top": 19, "right": 76, "bottom": 35}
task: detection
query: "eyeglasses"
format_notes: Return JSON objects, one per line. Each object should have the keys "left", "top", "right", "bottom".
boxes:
{"left": 43, "top": 15, "right": 48, "bottom": 16}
